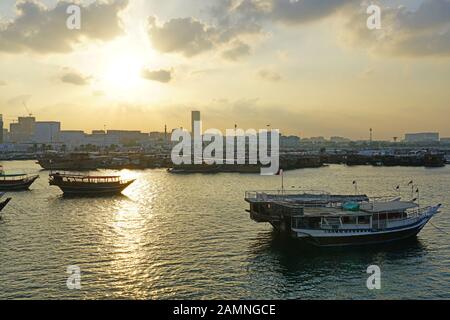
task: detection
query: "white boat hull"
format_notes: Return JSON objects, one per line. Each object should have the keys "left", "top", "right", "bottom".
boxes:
{"left": 292, "top": 206, "right": 441, "bottom": 247}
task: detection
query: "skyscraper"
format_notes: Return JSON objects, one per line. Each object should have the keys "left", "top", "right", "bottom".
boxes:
{"left": 0, "top": 114, "right": 3, "bottom": 144}
{"left": 191, "top": 111, "right": 200, "bottom": 135}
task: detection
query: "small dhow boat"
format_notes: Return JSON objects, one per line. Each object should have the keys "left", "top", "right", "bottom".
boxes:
{"left": 245, "top": 190, "right": 442, "bottom": 247}
{"left": 0, "top": 192, "right": 12, "bottom": 212}
{"left": 49, "top": 172, "right": 135, "bottom": 195}
{"left": 0, "top": 166, "right": 39, "bottom": 191}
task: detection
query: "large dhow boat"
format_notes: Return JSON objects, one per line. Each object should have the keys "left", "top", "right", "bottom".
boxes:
{"left": 49, "top": 172, "right": 135, "bottom": 196}
{"left": 245, "top": 190, "right": 442, "bottom": 247}
{"left": 0, "top": 166, "right": 39, "bottom": 191}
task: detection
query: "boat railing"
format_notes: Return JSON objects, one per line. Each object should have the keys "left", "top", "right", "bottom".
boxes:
{"left": 0, "top": 173, "right": 33, "bottom": 181}
{"left": 50, "top": 174, "right": 132, "bottom": 184}
{"left": 245, "top": 190, "right": 330, "bottom": 201}
{"left": 366, "top": 195, "right": 400, "bottom": 203}
{"left": 407, "top": 206, "right": 432, "bottom": 219}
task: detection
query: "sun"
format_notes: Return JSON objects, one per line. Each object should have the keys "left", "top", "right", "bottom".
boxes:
{"left": 102, "top": 53, "right": 143, "bottom": 92}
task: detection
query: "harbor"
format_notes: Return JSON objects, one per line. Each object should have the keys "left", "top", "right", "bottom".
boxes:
{"left": 1, "top": 148, "right": 447, "bottom": 173}
{"left": 1, "top": 0, "right": 449, "bottom": 305}
{"left": 0, "top": 160, "right": 448, "bottom": 299}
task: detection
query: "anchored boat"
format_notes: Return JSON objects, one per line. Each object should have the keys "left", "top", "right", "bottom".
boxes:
{"left": 0, "top": 166, "right": 39, "bottom": 191}
{"left": 0, "top": 192, "right": 12, "bottom": 212}
{"left": 245, "top": 190, "right": 442, "bottom": 247}
{"left": 49, "top": 172, "right": 135, "bottom": 196}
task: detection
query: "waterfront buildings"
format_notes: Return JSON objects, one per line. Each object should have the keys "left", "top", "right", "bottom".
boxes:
{"left": 0, "top": 113, "right": 448, "bottom": 153}
{"left": 405, "top": 132, "right": 440, "bottom": 143}
{"left": 1, "top": 115, "right": 169, "bottom": 151}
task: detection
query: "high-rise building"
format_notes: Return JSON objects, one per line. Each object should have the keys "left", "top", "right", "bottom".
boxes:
{"left": 404, "top": 132, "right": 439, "bottom": 143}
{"left": 191, "top": 111, "right": 201, "bottom": 135}
{"left": 33, "top": 121, "right": 61, "bottom": 144}
{"left": 10, "top": 116, "right": 36, "bottom": 143}
{"left": 0, "top": 114, "right": 3, "bottom": 144}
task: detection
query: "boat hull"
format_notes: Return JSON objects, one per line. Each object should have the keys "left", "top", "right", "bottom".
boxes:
{"left": 293, "top": 215, "right": 434, "bottom": 247}
{"left": 0, "top": 176, "right": 39, "bottom": 191}
{"left": 51, "top": 180, "right": 134, "bottom": 196}
{"left": 0, "top": 198, "right": 12, "bottom": 212}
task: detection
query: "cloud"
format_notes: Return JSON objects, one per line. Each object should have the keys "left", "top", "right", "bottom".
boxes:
{"left": 341, "top": 0, "right": 450, "bottom": 57}
{"left": 147, "top": 16, "right": 216, "bottom": 57}
{"left": 0, "top": 80, "right": 6, "bottom": 86}
{"left": 226, "top": 0, "right": 354, "bottom": 26}
{"left": 92, "top": 90, "right": 105, "bottom": 97}
{"left": 227, "top": 0, "right": 450, "bottom": 58}
{"left": 258, "top": 68, "right": 282, "bottom": 82}
{"left": 147, "top": 4, "right": 263, "bottom": 59}
{"left": 222, "top": 40, "right": 251, "bottom": 61}
{"left": 270, "top": 0, "right": 354, "bottom": 25}
{"left": 141, "top": 68, "right": 173, "bottom": 83}
{"left": 7, "top": 94, "right": 32, "bottom": 107}
{"left": 60, "top": 70, "right": 91, "bottom": 86}
{"left": 358, "top": 67, "right": 375, "bottom": 79}
{"left": 0, "top": 0, "right": 129, "bottom": 54}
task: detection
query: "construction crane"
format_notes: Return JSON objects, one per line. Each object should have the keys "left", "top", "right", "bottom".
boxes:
{"left": 23, "top": 101, "right": 33, "bottom": 117}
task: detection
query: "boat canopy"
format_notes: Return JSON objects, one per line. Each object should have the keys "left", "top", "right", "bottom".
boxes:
{"left": 360, "top": 201, "right": 419, "bottom": 213}
{"left": 51, "top": 173, "right": 121, "bottom": 179}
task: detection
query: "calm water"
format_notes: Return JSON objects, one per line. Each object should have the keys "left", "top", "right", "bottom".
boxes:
{"left": 0, "top": 160, "right": 449, "bottom": 300}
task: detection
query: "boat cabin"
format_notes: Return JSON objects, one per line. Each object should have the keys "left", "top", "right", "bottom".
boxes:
{"left": 50, "top": 173, "right": 125, "bottom": 184}
{"left": 245, "top": 191, "right": 424, "bottom": 232}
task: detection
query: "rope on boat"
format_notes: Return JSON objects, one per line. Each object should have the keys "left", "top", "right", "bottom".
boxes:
{"left": 429, "top": 222, "right": 450, "bottom": 235}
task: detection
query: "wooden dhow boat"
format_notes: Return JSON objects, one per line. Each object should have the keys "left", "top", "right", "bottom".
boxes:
{"left": 0, "top": 166, "right": 39, "bottom": 191}
{"left": 49, "top": 172, "right": 135, "bottom": 195}
{"left": 245, "top": 190, "right": 442, "bottom": 247}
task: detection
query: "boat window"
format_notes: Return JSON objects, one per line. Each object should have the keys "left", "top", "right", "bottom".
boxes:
{"left": 293, "top": 217, "right": 320, "bottom": 229}
{"left": 342, "top": 216, "right": 357, "bottom": 224}
{"left": 388, "top": 212, "right": 403, "bottom": 220}
{"left": 358, "top": 216, "right": 370, "bottom": 224}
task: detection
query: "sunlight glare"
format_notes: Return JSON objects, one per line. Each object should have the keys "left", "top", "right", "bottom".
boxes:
{"left": 103, "top": 53, "right": 143, "bottom": 92}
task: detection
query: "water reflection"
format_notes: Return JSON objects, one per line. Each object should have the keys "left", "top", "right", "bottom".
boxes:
{"left": 248, "top": 231, "right": 428, "bottom": 269}
{"left": 244, "top": 231, "right": 431, "bottom": 299}
{"left": 0, "top": 161, "right": 448, "bottom": 299}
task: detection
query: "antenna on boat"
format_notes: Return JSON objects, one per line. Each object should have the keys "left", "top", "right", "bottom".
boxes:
{"left": 416, "top": 187, "right": 420, "bottom": 207}
{"left": 353, "top": 180, "right": 358, "bottom": 195}
{"left": 277, "top": 168, "right": 284, "bottom": 194}
{"left": 395, "top": 184, "right": 401, "bottom": 197}
{"left": 408, "top": 180, "right": 414, "bottom": 200}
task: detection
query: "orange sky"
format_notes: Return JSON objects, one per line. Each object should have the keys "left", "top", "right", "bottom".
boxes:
{"left": 0, "top": 0, "right": 449, "bottom": 140}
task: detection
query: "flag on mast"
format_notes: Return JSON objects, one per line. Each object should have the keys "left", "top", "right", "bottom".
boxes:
{"left": 277, "top": 169, "right": 284, "bottom": 192}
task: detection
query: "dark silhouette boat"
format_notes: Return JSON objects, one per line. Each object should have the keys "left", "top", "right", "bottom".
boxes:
{"left": 0, "top": 193, "right": 12, "bottom": 212}
{"left": 0, "top": 169, "right": 39, "bottom": 191}
{"left": 49, "top": 173, "right": 135, "bottom": 195}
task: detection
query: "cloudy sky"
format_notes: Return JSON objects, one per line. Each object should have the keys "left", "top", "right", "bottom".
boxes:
{"left": 0, "top": 0, "right": 449, "bottom": 139}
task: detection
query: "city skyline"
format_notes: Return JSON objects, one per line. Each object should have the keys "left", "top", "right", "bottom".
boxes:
{"left": 1, "top": 112, "right": 447, "bottom": 145}
{"left": 1, "top": 0, "right": 450, "bottom": 139}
